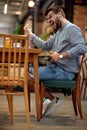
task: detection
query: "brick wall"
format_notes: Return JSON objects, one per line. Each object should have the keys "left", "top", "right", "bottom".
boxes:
{"left": 73, "top": 5, "right": 87, "bottom": 38}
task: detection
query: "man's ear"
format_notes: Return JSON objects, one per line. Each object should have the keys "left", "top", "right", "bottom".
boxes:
{"left": 58, "top": 14, "right": 60, "bottom": 18}
{"left": 57, "top": 14, "right": 61, "bottom": 20}
{"left": 57, "top": 12, "right": 62, "bottom": 18}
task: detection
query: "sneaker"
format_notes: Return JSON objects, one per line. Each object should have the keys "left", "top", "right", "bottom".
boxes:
{"left": 43, "top": 97, "right": 62, "bottom": 116}
{"left": 42, "top": 98, "right": 51, "bottom": 114}
{"left": 35, "top": 98, "right": 51, "bottom": 118}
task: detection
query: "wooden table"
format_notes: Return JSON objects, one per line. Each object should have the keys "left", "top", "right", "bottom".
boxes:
{"left": 0, "top": 47, "right": 42, "bottom": 121}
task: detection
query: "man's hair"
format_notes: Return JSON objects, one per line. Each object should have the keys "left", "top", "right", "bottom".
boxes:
{"left": 43, "top": 6, "right": 65, "bottom": 17}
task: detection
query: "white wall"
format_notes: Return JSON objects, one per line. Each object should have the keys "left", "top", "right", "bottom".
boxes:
{"left": 0, "top": 14, "right": 18, "bottom": 46}
{"left": 0, "top": 14, "right": 18, "bottom": 34}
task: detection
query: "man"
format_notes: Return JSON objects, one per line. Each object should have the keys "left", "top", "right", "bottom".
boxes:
{"left": 24, "top": 6, "right": 86, "bottom": 116}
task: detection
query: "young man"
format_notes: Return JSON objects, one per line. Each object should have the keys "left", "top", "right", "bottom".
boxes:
{"left": 24, "top": 6, "right": 86, "bottom": 116}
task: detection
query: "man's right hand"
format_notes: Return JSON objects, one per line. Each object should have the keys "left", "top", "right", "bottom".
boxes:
{"left": 24, "top": 24, "right": 32, "bottom": 35}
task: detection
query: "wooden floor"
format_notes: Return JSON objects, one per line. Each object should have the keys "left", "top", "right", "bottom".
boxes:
{"left": 0, "top": 91, "right": 87, "bottom": 130}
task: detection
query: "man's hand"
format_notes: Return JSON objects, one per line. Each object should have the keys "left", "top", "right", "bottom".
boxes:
{"left": 50, "top": 51, "right": 69, "bottom": 62}
{"left": 24, "top": 24, "right": 32, "bottom": 35}
{"left": 50, "top": 51, "right": 60, "bottom": 62}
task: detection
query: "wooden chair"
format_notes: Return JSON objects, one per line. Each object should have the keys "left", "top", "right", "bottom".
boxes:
{"left": 39, "top": 55, "right": 86, "bottom": 119}
{"left": 0, "top": 33, "right": 30, "bottom": 129}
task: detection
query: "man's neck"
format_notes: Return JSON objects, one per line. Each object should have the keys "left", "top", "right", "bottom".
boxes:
{"left": 61, "top": 18, "right": 68, "bottom": 27}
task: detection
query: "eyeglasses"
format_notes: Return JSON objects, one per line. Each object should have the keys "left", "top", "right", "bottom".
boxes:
{"left": 46, "top": 13, "right": 55, "bottom": 22}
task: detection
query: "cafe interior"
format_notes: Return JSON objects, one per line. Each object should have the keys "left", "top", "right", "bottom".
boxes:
{"left": 0, "top": 0, "right": 87, "bottom": 130}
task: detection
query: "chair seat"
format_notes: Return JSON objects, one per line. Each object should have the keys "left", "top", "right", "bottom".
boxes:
{"left": 42, "top": 80, "right": 76, "bottom": 89}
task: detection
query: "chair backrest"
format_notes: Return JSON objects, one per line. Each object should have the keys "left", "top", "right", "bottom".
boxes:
{"left": 81, "top": 54, "right": 87, "bottom": 80}
{"left": 80, "top": 53, "right": 87, "bottom": 99}
{"left": 0, "top": 33, "right": 29, "bottom": 87}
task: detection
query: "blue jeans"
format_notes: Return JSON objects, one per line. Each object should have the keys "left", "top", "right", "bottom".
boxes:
{"left": 29, "top": 64, "right": 75, "bottom": 81}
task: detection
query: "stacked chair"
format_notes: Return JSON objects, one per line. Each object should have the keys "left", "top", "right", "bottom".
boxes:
{"left": 0, "top": 33, "right": 30, "bottom": 129}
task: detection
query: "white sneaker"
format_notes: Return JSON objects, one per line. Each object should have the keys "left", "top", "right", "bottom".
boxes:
{"left": 34, "top": 98, "right": 51, "bottom": 118}
{"left": 43, "top": 97, "right": 63, "bottom": 116}
{"left": 42, "top": 98, "right": 51, "bottom": 114}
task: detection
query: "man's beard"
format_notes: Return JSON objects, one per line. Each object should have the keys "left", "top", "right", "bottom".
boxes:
{"left": 54, "top": 20, "right": 61, "bottom": 33}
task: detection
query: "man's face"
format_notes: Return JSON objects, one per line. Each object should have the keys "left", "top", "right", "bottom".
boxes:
{"left": 46, "top": 10, "right": 60, "bottom": 31}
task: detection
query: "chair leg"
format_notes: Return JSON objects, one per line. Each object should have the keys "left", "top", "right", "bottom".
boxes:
{"left": 72, "top": 88, "right": 78, "bottom": 116}
{"left": 80, "top": 79, "right": 87, "bottom": 100}
{"left": 76, "top": 77, "right": 83, "bottom": 119}
{"left": 9, "top": 95, "right": 13, "bottom": 124}
{"left": 83, "top": 80, "right": 87, "bottom": 100}
{"left": 28, "top": 87, "right": 31, "bottom": 112}
{"left": 80, "top": 79, "right": 85, "bottom": 96}
{"left": 5, "top": 86, "right": 13, "bottom": 124}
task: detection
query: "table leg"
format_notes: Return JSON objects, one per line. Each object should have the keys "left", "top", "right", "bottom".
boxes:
{"left": 33, "top": 54, "right": 40, "bottom": 121}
